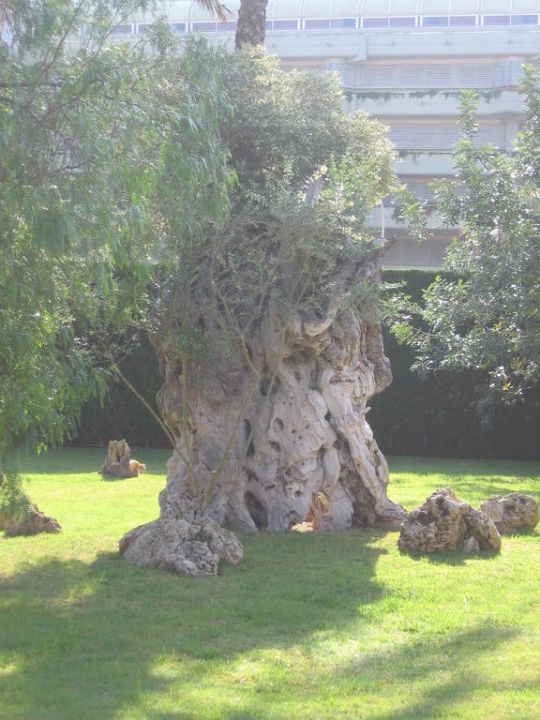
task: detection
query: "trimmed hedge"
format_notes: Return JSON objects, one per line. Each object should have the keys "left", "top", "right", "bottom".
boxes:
{"left": 72, "top": 337, "right": 168, "bottom": 449}
{"left": 369, "top": 271, "right": 540, "bottom": 460}
{"left": 72, "top": 270, "right": 540, "bottom": 459}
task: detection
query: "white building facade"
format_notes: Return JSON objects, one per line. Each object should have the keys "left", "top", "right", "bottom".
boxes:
{"left": 122, "top": 0, "right": 540, "bottom": 268}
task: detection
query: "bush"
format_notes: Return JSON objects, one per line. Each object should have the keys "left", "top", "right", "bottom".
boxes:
{"left": 72, "top": 336, "right": 168, "bottom": 448}
{"left": 370, "top": 271, "right": 540, "bottom": 459}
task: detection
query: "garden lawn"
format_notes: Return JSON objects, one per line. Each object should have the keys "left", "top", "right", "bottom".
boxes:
{"left": 1, "top": 449, "right": 539, "bottom": 720}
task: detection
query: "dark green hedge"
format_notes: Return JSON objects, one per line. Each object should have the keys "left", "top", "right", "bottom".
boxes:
{"left": 72, "top": 336, "right": 169, "bottom": 448}
{"left": 369, "top": 271, "right": 540, "bottom": 460}
{"left": 72, "top": 270, "right": 540, "bottom": 459}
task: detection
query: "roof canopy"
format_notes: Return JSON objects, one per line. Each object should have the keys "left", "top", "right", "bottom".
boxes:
{"left": 154, "top": 0, "right": 540, "bottom": 22}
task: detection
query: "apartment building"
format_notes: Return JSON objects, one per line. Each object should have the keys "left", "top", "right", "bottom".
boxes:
{"left": 122, "top": 0, "right": 540, "bottom": 267}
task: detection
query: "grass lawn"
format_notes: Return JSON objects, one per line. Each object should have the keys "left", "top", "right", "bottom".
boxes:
{"left": 0, "top": 448, "right": 539, "bottom": 720}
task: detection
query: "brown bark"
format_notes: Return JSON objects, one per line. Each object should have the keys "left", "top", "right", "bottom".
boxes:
{"left": 235, "top": 0, "right": 268, "bottom": 49}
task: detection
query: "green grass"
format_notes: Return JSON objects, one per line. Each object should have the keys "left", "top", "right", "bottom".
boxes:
{"left": 1, "top": 449, "right": 539, "bottom": 720}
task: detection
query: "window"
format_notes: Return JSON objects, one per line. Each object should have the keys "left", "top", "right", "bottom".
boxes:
{"left": 111, "top": 25, "right": 132, "bottom": 35}
{"left": 171, "top": 23, "right": 186, "bottom": 33}
{"left": 483, "top": 15, "right": 511, "bottom": 25}
{"left": 217, "top": 21, "right": 237, "bottom": 30}
{"left": 192, "top": 21, "right": 217, "bottom": 31}
{"left": 389, "top": 16, "right": 416, "bottom": 27}
{"left": 511, "top": 14, "right": 538, "bottom": 25}
{"left": 305, "top": 19, "right": 331, "bottom": 29}
{"left": 363, "top": 17, "right": 389, "bottom": 28}
{"left": 271, "top": 20, "right": 299, "bottom": 30}
{"left": 423, "top": 16, "right": 450, "bottom": 26}
{"left": 449, "top": 15, "right": 476, "bottom": 26}
{"left": 330, "top": 18, "right": 356, "bottom": 29}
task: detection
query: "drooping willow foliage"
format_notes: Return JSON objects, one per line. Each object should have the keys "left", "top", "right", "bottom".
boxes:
{"left": 0, "top": 1, "right": 233, "bottom": 509}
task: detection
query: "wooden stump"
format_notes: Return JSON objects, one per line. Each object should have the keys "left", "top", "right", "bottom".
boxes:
{"left": 101, "top": 439, "right": 145, "bottom": 479}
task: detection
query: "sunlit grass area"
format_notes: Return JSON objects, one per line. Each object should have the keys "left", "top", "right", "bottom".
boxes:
{"left": 1, "top": 449, "right": 539, "bottom": 720}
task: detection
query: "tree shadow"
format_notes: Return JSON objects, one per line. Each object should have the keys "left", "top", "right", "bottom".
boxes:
{"left": 193, "top": 625, "right": 523, "bottom": 720}
{"left": 1, "top": 527, "right": 532, "bottom": 719}
{"left": 402, "top": 549, "right": 501, "bottom": 567}
{"left": 0, "top": 530, "right": 386, "bottom": 719}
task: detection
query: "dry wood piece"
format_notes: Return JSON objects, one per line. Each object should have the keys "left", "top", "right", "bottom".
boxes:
{"left": 101, "top": 439, "right": 145, "bottom": 479}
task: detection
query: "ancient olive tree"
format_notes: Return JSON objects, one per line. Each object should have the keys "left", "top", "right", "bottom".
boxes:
{"left": 120, "top": 49, "right": 406, "bottom": 576}
{"left": 389, "top": 68, "right": 540, "bottom": 419}
{"left": 0, "top": 1, "right": 232, "bottom": 520}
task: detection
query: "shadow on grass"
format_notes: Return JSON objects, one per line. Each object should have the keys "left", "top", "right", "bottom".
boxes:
{"left": 335, "top": 625, "right": 521, "bottom": 720}
{"left": 210, "top": 625, "right": 521, "bottom": 720}
{"left": 0, "top": 531, "right": 384, "bottom": 720}
{"left": 0, "top": 529, "right": 525, "bottom": 720}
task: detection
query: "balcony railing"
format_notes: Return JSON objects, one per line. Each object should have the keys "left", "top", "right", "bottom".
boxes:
{"left": 109, "top": 12, "right": 539, "bottom": 37}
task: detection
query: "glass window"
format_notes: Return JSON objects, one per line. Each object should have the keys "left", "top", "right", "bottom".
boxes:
{"left": 192, "top": 21, "right": 218, "bottom": 31}
{"left": 218, "top": 21, "right": 237, "bottom": 30}
{"left": 389, "top": 16, "right": 416, "bottom": 27}
{"left": 137, "top": 24, "right": 150, "bottom": 33}
{"left": 363, "top": 18, "right": 389, "bottom": 28}
{"left": 449, "top": 15, "right": 477, "bottom": 26}
{"left": 305, "top": 19, "right": 331, "bottom": 29}
{"left": 483, "top": 15, "right": 511, "bottom": 25}
{"left": 511, "top": 14, "right": 538, "bottom": 25}
{"left": 171, "top": 23, "right": 186, "bottom": 32}
{"left": 330, "top": 18, "right": 356, "bottom": 28}
{"left": 272, "top": 19, "right": 299, "bottom": 29}
{"left": 111, "top": 25, "right": 132, "bottom": 34}
{"left": 423, "top": 16, "right": 450, "bottom": 26}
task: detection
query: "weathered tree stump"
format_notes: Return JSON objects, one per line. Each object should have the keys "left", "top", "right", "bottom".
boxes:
{"left": 480, "top": 493, "right": 538, "bottom": 534}
{"left": 101, "top": 439, "right": 145, "bottom": 479}
{"left": 398, "top": 488, "right": 501, "bottom": 555}
{"left": 120, "top": 264, "right": 406, "bottom": 575}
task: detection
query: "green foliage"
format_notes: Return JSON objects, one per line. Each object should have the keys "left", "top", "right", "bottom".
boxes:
{"left": 373, "top": 272, "right": 540, "bottom": 460}
{"left": 220, "top": 48, "right": 396, "bottom": 196}
{"left": 0, "top": 472, "right": 31, "bottom": 519}
{"left": 193, "top": 48, "right": 398, "bottom": 342}
{"left": 387, "top": 68, "right": 540, "bottom": 411}
{"left": 0, "top": 2, "right": 232, "bottom": 506}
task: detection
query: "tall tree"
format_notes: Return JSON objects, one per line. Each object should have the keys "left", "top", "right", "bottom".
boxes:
{"left": 118, "top": 48, "right": 404, "bottom": 576}
{"left": 389, "top": 67, "right": 540, "bottom": 418}
{"left": 235, "top": 0, "right": 268, "bottom": 48}
{"left": 0, "top": 0, "right": 232, "bottom": 515}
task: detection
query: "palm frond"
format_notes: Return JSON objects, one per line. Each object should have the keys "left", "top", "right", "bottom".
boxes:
{"left": 194, "top": 0, "right": 231, "bottom": 23}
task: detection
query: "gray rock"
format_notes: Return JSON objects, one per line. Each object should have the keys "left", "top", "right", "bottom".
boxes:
{"left": 1, "top": 504, "right": 61, "bottom": 537}
{"left": 480, "top": 493, "right": 538, "bottom": 534}
{"left": 398, "top": 488, "right": 501, "bottom": 555}
{"left": 463, "top": 536, "right": 480, "bottom": 554}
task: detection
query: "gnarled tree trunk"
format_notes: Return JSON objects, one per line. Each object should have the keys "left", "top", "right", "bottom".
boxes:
{"left": 120, "top": 256, "right": 405, "bottom": 575}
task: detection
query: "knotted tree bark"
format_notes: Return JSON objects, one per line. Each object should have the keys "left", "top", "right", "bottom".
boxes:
{"left": 119, "top": 47, "right": 404, "bottom": 576}
{"left": 120, "top": 253, "right": 405, "bottom": 575}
